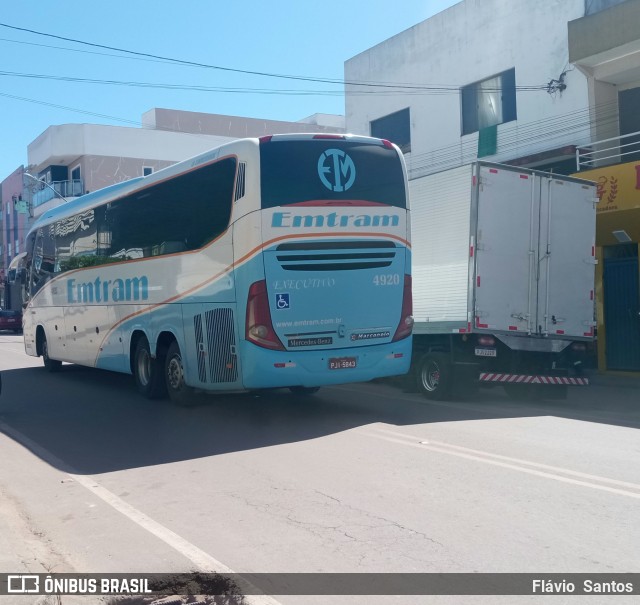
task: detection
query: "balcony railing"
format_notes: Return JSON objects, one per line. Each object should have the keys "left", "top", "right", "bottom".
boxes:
{"left": 576, "top": 130, "right": 640, "bottom": 171}
{"left": 32, "top": 179, "right": 84, "bottom": 208}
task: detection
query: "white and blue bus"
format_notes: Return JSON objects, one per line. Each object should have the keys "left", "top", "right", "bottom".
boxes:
{"left": 23, "top": 134, "right": 412, "bottom": 404}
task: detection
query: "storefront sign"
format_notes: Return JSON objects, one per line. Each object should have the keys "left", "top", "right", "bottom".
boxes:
{"left": 574, "top": 161, "right": 640, "bottom": 213}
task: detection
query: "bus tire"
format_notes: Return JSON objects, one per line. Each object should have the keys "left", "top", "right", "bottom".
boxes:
{"left": 165, "top": 340, "right": 195, "bottom": 407}
{"left": 289, "top": 386, "right": 320, "bottom": 396}
{"left": 42, "top": 333, "right": 62, "bottom": 373}
{"left": 416, "top": 352, "right": 453, "bottom": 400}
{"left": 134, "top": 336, "right": 166, "bottom": 399}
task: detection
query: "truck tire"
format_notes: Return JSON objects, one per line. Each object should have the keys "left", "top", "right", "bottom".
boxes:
{"left": 416, "top": 352, "right": 453, "bottom": 400}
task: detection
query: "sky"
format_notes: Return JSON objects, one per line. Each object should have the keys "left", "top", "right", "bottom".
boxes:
{"left": 0, "top": 0, "right": 459, "bottom": 181}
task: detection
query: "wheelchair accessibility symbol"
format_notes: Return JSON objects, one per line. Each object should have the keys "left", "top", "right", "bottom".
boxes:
{"left": 276, "top": 293, "right": 290, "bottom": 309}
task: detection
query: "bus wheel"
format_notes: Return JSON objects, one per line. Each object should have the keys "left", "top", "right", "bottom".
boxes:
{"left": 134, "top": 336, "right": 166, "bottom": 399}
{"left": 289, "top": 386, "right": 320, "bottom": 396}
{"left": 42, "top": 334, "right": 62, "bottom": 373}
{"left": 416, "top": 352, "right": 452, "bottom": 400}
{"left": 165, "top": 341, "right": 195, "bottom": 407}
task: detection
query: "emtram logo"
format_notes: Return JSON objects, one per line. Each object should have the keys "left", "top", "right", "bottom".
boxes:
{"left": 66, "top": 275, "right": 149, "bottom": 303}
{"left": 317, "top": 149, "right": 356, "bottom": 192}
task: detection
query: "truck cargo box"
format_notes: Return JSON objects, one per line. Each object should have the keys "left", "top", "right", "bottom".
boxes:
{"left": 408, "top": 161, "right": 597, "bottom": 399}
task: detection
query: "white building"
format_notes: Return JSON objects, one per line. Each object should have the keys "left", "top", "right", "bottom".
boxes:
{"left": 345, "top": 0, "right": 640, "bottom": 373}
{"left": 26, "top": 108, "right": 345, "bottom": 219}
{"left": 344, "top": 0, "right": 637, "bottom": 179}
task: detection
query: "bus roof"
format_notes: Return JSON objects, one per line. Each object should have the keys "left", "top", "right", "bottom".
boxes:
{"left": 26, "top": 133, "right": 392, "bottom": 236}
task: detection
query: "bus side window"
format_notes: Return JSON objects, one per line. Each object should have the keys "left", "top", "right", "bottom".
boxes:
{"left": 183, "top": 158, "right": 235, "bottom": 249}
{"left": 54, "top": 209, "right": 97, "bottom": 272}
{"left": 30, "top": 227, "right": 55, "bottom": 296}
{"left": 105, "top": 158, "right": 236, "bottom": 259}
{"left": 24, "top": 233, "right": 35, "bottom": 301}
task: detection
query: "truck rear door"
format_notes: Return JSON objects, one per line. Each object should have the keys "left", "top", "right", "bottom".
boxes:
{"left": 473, "top": 164, "right": 538, "bottom": 334}
{"left": 537, "top": 177, "right": 596, "bottom": 339}
{"left": 474, "top": 163, "right": 596, "bottom": 339}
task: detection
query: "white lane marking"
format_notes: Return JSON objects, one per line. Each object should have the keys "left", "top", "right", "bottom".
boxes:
{"left": 365, "top": 426, "right": 640, "bottom": 500}
{"left": 0, "top": 422, "right": 282, "bottom": 605}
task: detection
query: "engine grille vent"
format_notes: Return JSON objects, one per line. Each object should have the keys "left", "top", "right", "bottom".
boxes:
{"left": 193, "top": 308, "right": 238, "bottom": 383}
{"left": 275, "top": 240, "right": 397, "bottom": 271}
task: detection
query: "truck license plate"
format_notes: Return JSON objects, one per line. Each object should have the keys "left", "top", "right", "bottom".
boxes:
{"left": 475, "top": 348, "right": 497, "bottom": 358}
{"left": 328, "top": 357, "right": 357, "bottom": 370}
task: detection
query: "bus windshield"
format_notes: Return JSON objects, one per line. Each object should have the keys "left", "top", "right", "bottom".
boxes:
{"left": 260, "top": 139, "right": 406, "bottom": 209}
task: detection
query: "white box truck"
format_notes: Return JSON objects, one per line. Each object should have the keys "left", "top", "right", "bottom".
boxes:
{"left": 408, "top": 161, "right": 597, "bottom": 400}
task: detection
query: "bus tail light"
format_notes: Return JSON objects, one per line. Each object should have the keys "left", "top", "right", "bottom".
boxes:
{"left": 246, "top": 280, "right": 285, "bottom": 350}
{"left": 392, "top": 275, "right": 413, "bottom": 342}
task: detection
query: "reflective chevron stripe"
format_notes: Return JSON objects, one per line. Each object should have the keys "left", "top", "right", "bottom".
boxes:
{"left": 479, "top": 373, "right": 589, "bottom": 385}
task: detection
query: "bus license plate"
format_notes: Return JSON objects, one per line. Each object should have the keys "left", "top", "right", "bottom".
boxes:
{"left": 329, "top": 357, "right": 357, "bottom": 370}
{"left": 475, "top": 348, "right": 497, "bottom": 358}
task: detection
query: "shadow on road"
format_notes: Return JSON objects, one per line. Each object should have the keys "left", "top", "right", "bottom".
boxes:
{"left": 0, "top": 364, "right": 638, "bottom": 475}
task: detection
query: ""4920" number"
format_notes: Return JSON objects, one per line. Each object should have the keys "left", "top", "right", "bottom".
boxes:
{"left": 373, "top": 273, "right": 400, "bottom": 286}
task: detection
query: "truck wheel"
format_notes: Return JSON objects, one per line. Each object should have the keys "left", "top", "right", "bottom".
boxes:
{"left": 165, "top": 340, "right": 196, "bottom": 407}
{"left": 416, "top": 352, "right": 453, "bottom": 400}
{"left": 42, "top": 333, "right": 62, "bottom": 373}
{"left": 134, "top": 336, "right": 166, "bottom": 399}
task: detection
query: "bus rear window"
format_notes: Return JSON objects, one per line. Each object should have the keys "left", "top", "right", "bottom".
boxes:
{"left": 260, "top": 140, "right": 406, "bottom": 209}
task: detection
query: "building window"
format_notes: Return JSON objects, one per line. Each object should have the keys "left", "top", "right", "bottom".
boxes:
{"left": 461, "top": 68, "right": 517, "bottom": 135}
{"left": 143, "top": 167, "right": 153, "bottom": 177}
{"left": 370, "top": 108, "right": 411, "bottom": 153}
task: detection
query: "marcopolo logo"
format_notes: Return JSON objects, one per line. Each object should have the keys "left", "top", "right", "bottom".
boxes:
{"left": 318, "top": 149, "right": 356, "bottom": 192}
{"left": 66, "top": 275, "right": 149, "bottom": 304}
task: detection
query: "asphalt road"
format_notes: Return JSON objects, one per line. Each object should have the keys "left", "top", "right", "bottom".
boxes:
{"left": 0, "top": 332, "right": 639, "bottom": 605}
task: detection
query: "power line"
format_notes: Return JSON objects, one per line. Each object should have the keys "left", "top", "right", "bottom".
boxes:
{"left": 0, "top": 69, "right": 537, "bottom": 97}
{"left": 0, "top": 91, "right": 145, "bottom": 127}
{"left": 0, "top": 36, "right": 183, "bottom": 67}
{"left": 0, "top": 70, "right": 344, "bottom": 97}
{"left": 0, "top": 22, "right": 549, "bottom": 93}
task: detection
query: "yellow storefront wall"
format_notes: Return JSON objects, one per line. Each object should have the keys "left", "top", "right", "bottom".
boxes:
{"left": 572, "top": 160, "right": 640, "bottom": 372}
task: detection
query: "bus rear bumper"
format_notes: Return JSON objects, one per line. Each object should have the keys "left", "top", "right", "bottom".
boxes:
{"left": 240, "top": 338, "right": 413, "bottom": 389}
